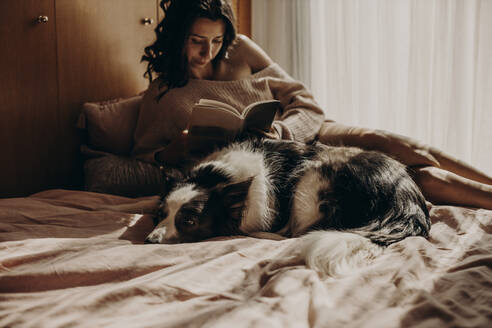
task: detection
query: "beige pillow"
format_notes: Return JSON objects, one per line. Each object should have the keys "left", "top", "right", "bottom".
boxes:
{"left": 78, "top": 95, "right": 142, "bottom": 156}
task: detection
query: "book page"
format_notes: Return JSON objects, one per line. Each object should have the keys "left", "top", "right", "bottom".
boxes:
{"left": 188, "top": 99, "right": 279, "bottom": 141}
{"left": 195, "top": 99, "right": 241, "bottom": 116}
{"left": 188, "top": 104, "right": 243, "bottom": 135}
{"left": 243, "top": 100, "right": 280, "bottom": 132}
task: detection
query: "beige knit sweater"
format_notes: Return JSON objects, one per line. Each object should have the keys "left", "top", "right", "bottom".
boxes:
{"left": 132, "top": 63, "right": 326, "bottom": 163}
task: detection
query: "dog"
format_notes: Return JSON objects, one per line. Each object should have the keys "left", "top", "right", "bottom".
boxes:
{"left": 145, "top": 138, "right": 431, "bottom": 249}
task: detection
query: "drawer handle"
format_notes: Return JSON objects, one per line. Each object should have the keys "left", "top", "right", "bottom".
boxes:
{"left": 37, "top": 15, "right": 49, "bottom": 23}
{"left": 142, "top": 17, "right": 154, "bottom": 25}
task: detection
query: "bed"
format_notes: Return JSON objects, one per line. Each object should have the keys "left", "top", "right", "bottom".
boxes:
{"left": 1, "top": 189, "right": 491, "bottom": 327}
{"left": 1, "top": 96, "right": 491, "bottom": 327}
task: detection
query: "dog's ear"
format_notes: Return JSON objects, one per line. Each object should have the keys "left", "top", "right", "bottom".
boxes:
{"left": 217, "top": 177, "right": 254, "bottom": 222}
{"left": 160, "top": 166, "right": 184, "bottom": 196}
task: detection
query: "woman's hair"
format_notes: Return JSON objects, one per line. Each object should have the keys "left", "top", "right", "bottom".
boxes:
{"left": 142, "top": 0, "right": 237, "bottom": 97}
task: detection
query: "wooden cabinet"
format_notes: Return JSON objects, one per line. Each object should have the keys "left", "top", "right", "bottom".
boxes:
{"left": 0, "top": 0, "right": 158, "bottom": 197}
{"left": 0, "top": 0, "right": 250, "bottom": 198}
{"left": 1, "top": 0, "right": 59, "bottom": 197}
{"left": 54, "top": 0, "right": 158, "bottom": 192}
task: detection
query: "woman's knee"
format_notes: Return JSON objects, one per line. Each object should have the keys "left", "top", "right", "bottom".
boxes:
{"left": 412, "top": 166, "right": 448, "bottom": 196}
{"left": 318, "top": 121, "right": 376, "bottom": 148}
{"left": 412, "top": 166, "right": 492, "bottom": 208}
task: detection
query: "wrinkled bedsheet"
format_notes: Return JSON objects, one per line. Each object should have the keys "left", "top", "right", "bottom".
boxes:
{"left": 0, "top": 189, "right": 491, "bottom": 328}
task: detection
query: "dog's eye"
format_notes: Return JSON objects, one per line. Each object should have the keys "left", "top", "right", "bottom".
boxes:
{"left": 184, "top": 219, "right": 196, "bottom": 226}
{"left": 176, "top": 217, "right": 198, "bottom": 231}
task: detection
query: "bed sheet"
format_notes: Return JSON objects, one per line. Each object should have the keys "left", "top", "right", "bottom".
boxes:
{"left": 0, "top": 189, "right": 491, "bottom": 328}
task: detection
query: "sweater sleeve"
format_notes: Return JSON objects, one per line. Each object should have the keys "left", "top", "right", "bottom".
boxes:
{"left": 132, "top": 80, "right": 194, "bottom": 164}
{"left": 266, "top": 65, "right": 326, "bottom": 143}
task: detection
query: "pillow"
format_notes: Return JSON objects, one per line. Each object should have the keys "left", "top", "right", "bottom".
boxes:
{"left": 84, "top": 154, "right": 163, "bottom": 197}
{"left": 77, "top": 95, "right": 142, "bottom": 156}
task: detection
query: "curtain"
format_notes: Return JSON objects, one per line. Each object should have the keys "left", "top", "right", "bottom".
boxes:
{"left": 252, "top": 0, "right": 492, "bottom": 175}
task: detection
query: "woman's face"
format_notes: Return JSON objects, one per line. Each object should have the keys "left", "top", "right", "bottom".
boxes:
{"left": 184, "top": 18, "right": 226, "bottom": 71}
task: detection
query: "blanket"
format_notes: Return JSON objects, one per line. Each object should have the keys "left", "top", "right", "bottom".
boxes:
{"left": 0, "top": 189, "right": 491, "bottom": 327}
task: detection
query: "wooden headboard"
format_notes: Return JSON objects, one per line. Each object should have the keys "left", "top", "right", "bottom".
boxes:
{"left": 0, "top": 0, "right": 251, "bottom": 198}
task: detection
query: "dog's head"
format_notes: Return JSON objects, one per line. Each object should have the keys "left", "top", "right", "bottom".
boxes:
{"left": 145, "top": 168, "right": 253, "bottom": 244}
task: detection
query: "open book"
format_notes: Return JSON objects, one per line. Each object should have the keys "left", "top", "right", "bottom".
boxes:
{"left": 187, "top": 98, "right": 280, "bottom": 140}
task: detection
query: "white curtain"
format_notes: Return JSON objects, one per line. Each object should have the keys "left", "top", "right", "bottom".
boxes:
{"left": 252, "top": 0, "right": 492, "bottom": 175}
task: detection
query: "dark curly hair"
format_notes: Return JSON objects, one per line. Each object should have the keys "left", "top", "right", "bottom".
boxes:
{"left": 142, "top": 0, "right": 237, "bottom": 98}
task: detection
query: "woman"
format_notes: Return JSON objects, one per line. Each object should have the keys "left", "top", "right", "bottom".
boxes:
{"left": 133, "top": 0, "right": 492, "bottom": 209}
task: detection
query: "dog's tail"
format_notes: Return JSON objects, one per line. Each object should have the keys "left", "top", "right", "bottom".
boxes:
{"left": 300, "top": 198, "right": 429, "bottom": 276}
{"left": 301, "top": 178, "right": 430, "bottom": 277}
{"left": 349, "top": 200, "right": 430, "bottom": 246}
{"left": 300, "top": 230, "right": 383, "bottom": 277}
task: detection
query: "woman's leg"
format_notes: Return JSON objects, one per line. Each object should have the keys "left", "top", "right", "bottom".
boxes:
{"left": 318, "top": 121, "right": 492, "bottom": 209}
{"left": 319, "top": 121, "right": 441, "bottom": 167}
{"left": 413, "top": 166, "right": 492, "bottom": 210}
{"left": 424, "top": 146, "right": 492, "bottom": 185}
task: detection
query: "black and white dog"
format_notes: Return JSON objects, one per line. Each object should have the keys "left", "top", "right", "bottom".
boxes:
{"left": 145, "top": 138, "right": 431, "bottom": 250}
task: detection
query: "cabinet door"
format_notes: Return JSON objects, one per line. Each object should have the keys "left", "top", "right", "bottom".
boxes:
{"left": 54, "top": 0, "right": 158, "bottom": 188}
{"left": 0, "top": 0, "right": 59, "bottom": 197}
{"left": 232, "top": 0, "right": 252, "bottom": 37}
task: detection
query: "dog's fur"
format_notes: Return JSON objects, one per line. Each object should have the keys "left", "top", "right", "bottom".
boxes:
{"left": 145, "top": 139, "right": 431, "bottom": 249}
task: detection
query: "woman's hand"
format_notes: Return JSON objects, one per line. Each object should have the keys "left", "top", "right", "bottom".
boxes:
{"left": 155, "top": 130, "right": 189, "bottom": 166}
{"left": 246, "top": 126, "right": 281, "bottom": 140}
{"left": 156, "top": 129, "right": 231, "bottom": 165}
